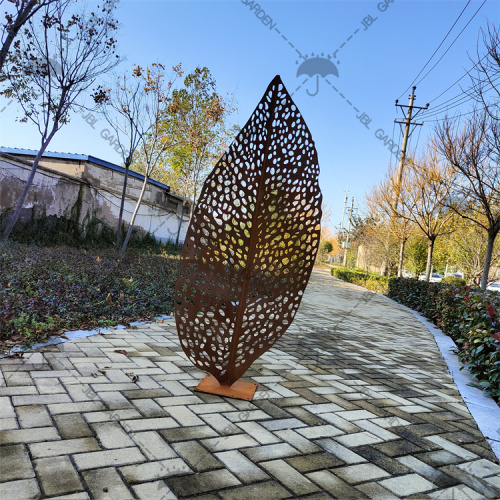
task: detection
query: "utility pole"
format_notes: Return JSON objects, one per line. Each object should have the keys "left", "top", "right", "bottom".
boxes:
{"left": 343, "top": 197, "right": 354, "bottom": 267}
{"left": 339, "top": 186, "right": 348, "bottom": 263}
{"left": 393, "top": 87, "right": 428, "bottom": 202}
{"left": 381, "top": 87, "right": 429, "bottom": 277}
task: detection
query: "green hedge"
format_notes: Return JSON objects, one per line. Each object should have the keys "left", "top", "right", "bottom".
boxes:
{"left": 331, "top": 267, "right": 388, "bottom": 294}
{"left": 388, "top": 278, "right": 500, "bottom": 400}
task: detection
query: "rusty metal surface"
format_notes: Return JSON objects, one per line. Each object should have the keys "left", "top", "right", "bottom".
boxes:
{"left": 174, "top": 75, "right": 322, "bottom": 387}
{"left": 194, "top": 375, "right": 257, "bottom": 401}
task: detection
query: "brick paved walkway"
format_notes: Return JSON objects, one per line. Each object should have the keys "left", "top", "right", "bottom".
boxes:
{"left": 1, "top": 269, "right": 499, "bottom": 499}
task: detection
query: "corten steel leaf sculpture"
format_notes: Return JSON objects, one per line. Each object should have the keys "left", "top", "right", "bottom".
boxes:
{"left": 174, "top": 75, "right": 322, "bottom": 400}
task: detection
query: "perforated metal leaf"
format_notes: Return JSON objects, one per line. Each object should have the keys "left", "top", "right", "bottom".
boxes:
{"left": 174, "top": 76, "right": 322, "bottom": 386}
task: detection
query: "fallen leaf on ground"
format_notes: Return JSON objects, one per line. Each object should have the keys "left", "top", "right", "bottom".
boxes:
{"left": 98, "top": 369, "right": 106, "bottom": 374}
{"left": 114, "top": 349, "right": 127, "bottom": 355}
{"left": 91, "top": 373, "right": 98, "bottom": 378}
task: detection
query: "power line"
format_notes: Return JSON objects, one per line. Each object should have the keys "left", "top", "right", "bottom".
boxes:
{"left": 399, "top": 0, "right": 472, "bottom": 99}
{"left": 413, "top": 0, "right": 487, "bottom": 89}
{"left": 420, "top": 76, "right": 500, "bottom": 119}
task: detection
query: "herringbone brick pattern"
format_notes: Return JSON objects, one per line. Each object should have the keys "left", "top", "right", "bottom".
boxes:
{"left": 0, "top": 269, "right": 499, "bottom": 499}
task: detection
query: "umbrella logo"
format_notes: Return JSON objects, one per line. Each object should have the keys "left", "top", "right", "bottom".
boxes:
{"left": 296, "top": 53, "right": 339, "bottom": 96}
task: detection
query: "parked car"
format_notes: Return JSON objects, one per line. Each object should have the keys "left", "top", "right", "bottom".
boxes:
{"left": 445, "top": 272, "right": 464, "bottom": 279}
{"left": 419, "top": 273, "right": 442, "bottom": 282}
{"left": 487, "top": 281, "right": 500, "bottom": 292}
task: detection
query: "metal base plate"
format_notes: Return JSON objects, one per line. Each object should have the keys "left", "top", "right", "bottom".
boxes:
{"left": 194, "top": 375, "right": 258, "bottom": 401}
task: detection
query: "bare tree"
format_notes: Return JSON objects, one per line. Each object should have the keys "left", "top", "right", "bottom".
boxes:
{"left": 469, "top": 22, "right": 500, "bottom": 121}
{"left": 436, "top": 110, "right": 500, "bottom": 289}
{"left": 97, "top": 67, "right": 149, "bottom": 248}
{"left": 0, "top": 0, "right": 60, "bottom": 73}
{"left": 366, "top": 169, "right": 414, "bottom": 277}
{"left": 384, "top": 144, "right": 457, "bottom": 281}
{"left": 119, "top": 63, "right": 184, "bottom": 253}
{"left": 1, "top": 0, "right": 119, "bottom": 241}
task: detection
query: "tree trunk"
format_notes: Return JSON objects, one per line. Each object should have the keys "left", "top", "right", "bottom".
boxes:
{"left": 2, "top": 132, "right": 56, "bottom": 240}
{"left": 116, "top": 162, "right": 131, "bottom": 249}
{"left": 480, "top": 230, "right": 497, "bottom": 290}
{"left": 175, "top": 203, "right": 185, "bottom": 246}
{"left": 121, "top": 173, "right": 149, "bottom": 253}
{"left": 397, "top": 239, "right": 406, "bottom": 277}
{"left": 425, "top": 237, "right": 435, "bottom": 282}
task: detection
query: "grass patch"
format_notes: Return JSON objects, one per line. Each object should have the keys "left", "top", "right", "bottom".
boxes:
{"left": 331, "top": 266, "right": 388, "bottom": 294}
{"left": 0, "top": 241, "right": 180, "bottom": 353}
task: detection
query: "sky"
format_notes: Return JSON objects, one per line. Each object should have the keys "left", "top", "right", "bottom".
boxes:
{"left": 1, "top": 0, "right": 500, "bottom": 232}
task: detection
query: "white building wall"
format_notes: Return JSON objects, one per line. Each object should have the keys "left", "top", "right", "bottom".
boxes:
{"left": 0, "top": 154, "right": 189, "bottom": 244}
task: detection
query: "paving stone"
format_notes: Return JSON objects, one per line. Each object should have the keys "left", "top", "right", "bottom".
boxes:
{"left": 236, "top": 421, "right": 280, "bottom": 444}
{"left": 167, "top": 469, "right": 240, "bottom": 496}
{"left": 307, "top": 470, "right": 370, "bottom": 499}
{"left": 261, "top": 459, "right": 319, "bottom": 495}
{"left": 286, "top": 452, "right": 344, "bottom": 472}
{"left": 130, "top": 431, "right": 177, "bottom": 460}
{"left": 172, "top": 440, "right": 222, "bottom": 471}
{"left": 73, "top": 447, "right": 146, "bottom": 470}
{"left": 201, "top": 434, "right": 258, "bottom": 452}
{"left": 315, "top": 438, "right": 367, "bottom": 464}
{"left": 0, "top": 417, "right": 18, "bottom": 430}
{"left": 35, "top": 456, "right": 83, "bottom": 497}
{"left": 82, "top": 467, "right": 133, "bottom": 500}
{"left": 159, "top": 425, "right": 218, "bottom": 442}
{"left": 456, "top": 458, "right": 500, "bottom": 478}
{"left": 83, "top": 409, "right": 142, "bottom": 423}
{"left": 0, "top": 426, "right": 60, "bottom": 445}
{"left": 48, "top": 401, "right": 106, "bottom": 415}
{"left": 260, "top": 417, "right": 307, "bottom": 431}
{"left": 427, "top": 485, "right": 486, "bottom": 499}
{"left": 0, "top": 396, "right": 16, "bottom": 417}
{"left": 372, "top": 439, "right": 424, "bottom": 457}
{"left": 0, "top": 444, "right": 35, "bottom": 481}
{"left": 119, "top": 457, "right": 191, "bottom": 483}
{"left": 425, "top": 435, "right": 478, "bottom": 460}
{"left": 396, "top": 455, "right": 460, "bottom": 488}
{"left": 355, "top": 481, "right": 400, "bottom": 499}
{"left": 132, "top": 398, "right": 168, "bottom": 418}
{"left": 30, "top": 437, "right": 101, "bottom": 458}
{"left": 243, "top": 442, "right": 300, "bottom": 462}
{"left": 121, "top": 417, "right": 178, "bottom": 432}
{"left": 215, "top": 450, "right": 269, "bottom": 483}
{"left": 92, "top": 421, "right": 135, "bottom": 449}
{"left": 132, "top": 480, "right": 176, "bottom": 500}
{"left": 16, "top": 405, "right": 52, "bottom": 428}
{"left": 12, "top": 393, "right": 71, "bottom": 406}
{"left": 201, "top": 413, "right": 242, "bottom": 435}
{"left": 218, "top": 480, "right": 291, "bottom": 500}
{"left": 0, "top": 478, "right": 41, "bottom": 499}
{"left": 335, "top": 431, "right": 384, "bottom": 448}
{"left": 53, "top": 413, "right": 94, "bottom": 439}
{"left": 274, "top": 429, "right": 321, "bottom": 453}
{"left": 439, "top": 465, "right": 500, "bottom": 499}
{"left": 333, "top": 463, "right": 391, "bottom": 484}
{"left": 379, "top": 473, "right": 437, "bottom": 496}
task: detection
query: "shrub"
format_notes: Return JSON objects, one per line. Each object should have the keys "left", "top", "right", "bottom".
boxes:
{"left": 441, "top": 276, "right": 467, "bottom": 286}
{"left": 320, "top": 241, "right": 333, "bottom": 254}
{"left": 388, "top": 277, "right": 500, "bottom": 400}
{"left": 331, "top": 267, "right": 388, "bottom": 294}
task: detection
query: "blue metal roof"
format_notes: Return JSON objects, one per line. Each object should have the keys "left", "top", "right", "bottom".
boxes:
{"left": 0, "top": 147, "right": 175, "bottom": 195}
